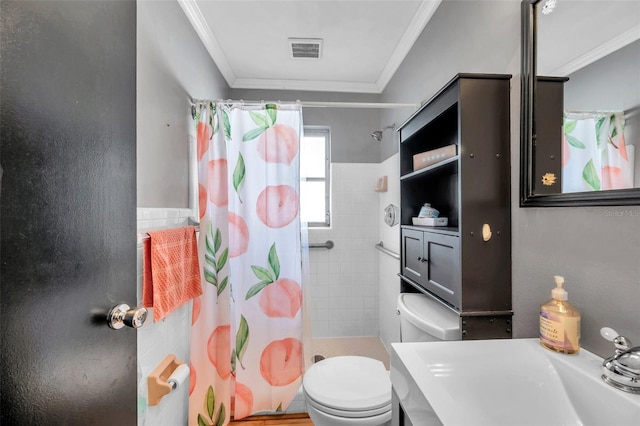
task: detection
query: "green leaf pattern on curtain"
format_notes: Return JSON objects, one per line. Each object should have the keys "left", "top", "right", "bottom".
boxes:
{"left": 562, "top": 111, "right": 633, "bottom": 192}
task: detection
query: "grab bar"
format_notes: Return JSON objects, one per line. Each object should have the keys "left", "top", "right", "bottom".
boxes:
{"left": 308, "top": 240, "right": 334, "bottom": 249}
{"left": 375, "top": 241, "right": 399, "bottom": 260}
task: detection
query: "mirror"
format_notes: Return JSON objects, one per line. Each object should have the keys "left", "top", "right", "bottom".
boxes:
{"left": 521, "top": 0, "right": 640, "bottom": 206}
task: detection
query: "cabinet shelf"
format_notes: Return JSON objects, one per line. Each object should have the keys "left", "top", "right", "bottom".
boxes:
{"left": 400, "top": 156, "right": 458, "bottom": 181}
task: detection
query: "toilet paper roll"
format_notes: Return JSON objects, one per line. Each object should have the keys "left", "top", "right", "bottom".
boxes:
{"left": 167, "top": 364, "right": 190, "bottom": 390}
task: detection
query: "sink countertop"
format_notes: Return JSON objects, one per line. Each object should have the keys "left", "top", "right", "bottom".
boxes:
{"left": 391, "top": 338, "right": 640, "bottom": 426}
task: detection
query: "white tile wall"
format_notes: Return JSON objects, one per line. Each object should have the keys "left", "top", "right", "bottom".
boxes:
{"left": 376, "top": 154, "right": 402, "bottom": 351}
{"left": 137, "top": 208, "right": 194, "bottom": 426}
{"left": 308, "top": 163, "right": 382, "bottom": 338}
{"left": 137, "top": 207, "right": 198, "bottom": 234}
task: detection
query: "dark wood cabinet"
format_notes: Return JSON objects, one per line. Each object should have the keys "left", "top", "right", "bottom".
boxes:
{"left": 402, "top": 228, "right": 461, "bottom": 307}
{"left": 397, "top": 74, "right": 513, "bottom": 340}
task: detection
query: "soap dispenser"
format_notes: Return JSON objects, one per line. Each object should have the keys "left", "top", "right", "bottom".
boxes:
{"left": 539, "top": 275, "right": 581, "bottom": 354}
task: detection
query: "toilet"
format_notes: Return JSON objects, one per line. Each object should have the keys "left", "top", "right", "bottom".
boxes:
{"left": 302, "top": 292, "right": 459, "bottom": 426}
{"left": 396, "top": 292, "right": 460, "bottom": 343}
{"left": 303, "top": 356, "right": 392, "bottom": 426}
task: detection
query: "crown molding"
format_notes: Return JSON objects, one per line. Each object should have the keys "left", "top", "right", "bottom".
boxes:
{"left": 549, "top": 24, "right": 640, "bottom": 76}
{"left": 231, "top": 78, "right": 381, "bottom": 94}
{"left": 177, "top": 0, "right": 237, "bottom": 84}
{"left": 376, "top": 0, "right": 442, "bottom": 92}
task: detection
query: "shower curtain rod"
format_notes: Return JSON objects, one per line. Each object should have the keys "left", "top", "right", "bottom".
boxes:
{"left": 190, "top": 98, "right": 421, "bottom": 109}
{"left": 565, "top": 106, "right": 638, "bottom": 119}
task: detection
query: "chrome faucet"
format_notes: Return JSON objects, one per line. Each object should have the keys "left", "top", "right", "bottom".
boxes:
{"left": 600, "top": 327, "right": 640, "bottom": 394}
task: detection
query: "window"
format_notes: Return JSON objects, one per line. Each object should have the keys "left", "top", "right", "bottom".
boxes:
{"left": 300, "top": 126, "right": 330, "bottom": 227}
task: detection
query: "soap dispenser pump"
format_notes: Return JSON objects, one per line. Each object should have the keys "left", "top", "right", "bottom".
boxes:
{"left": 539, "top": 275, "right": 581, "bottom": 354}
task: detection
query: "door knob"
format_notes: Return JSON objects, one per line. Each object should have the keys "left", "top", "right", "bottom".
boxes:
{"left": 107, "top": 303, "right": 148, "bottom": 330}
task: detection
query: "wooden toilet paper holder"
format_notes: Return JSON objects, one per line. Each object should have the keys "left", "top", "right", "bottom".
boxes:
{"left": 147, "top": 354, "right": 186, "bottom": 406}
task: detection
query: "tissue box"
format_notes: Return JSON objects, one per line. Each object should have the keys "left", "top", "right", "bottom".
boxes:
{"left": 413, "top": 144, "right": 457, "bottom": 171}
{"left": 412, "top": 217, "right": 448, "bottom": 227}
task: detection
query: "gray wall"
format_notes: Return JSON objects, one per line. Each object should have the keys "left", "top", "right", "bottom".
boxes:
{"left": 137, "top": 0, "right": 229, "bottom": 208}
{"left": 564, "top": 40, "right": 640, "bottom": 111}
{"left": 380, "top": 0, "right": 520, "bottom": 162}
{"left": 381, "top": 0, "right": 639, "bottom": 357}
{"left": 229, "top": 89, "right": 382, "bottom": 163}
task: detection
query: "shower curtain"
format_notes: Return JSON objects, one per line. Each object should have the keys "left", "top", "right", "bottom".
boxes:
{"left": 562, "top": 111, "right": 634, "bottom": 192}
{"left": 189, "top": 102, "right": 306, "bottom": 425}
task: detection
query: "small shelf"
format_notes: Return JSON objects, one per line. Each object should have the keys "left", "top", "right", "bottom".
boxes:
{"left": 400, "top": 156, "right": 458, "bottom": 181}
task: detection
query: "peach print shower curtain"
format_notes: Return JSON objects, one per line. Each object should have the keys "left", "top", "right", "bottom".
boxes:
{"left": 562, "top": 111, "right": 634, "bottom": 192}
{"left": 189, "top": 102, "right": 305, "bottom": 425}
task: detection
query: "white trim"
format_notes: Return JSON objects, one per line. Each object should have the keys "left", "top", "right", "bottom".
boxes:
{"left": 231, "top": 77, "right": 382, "bottom": 94}
{"left": 549, "top": 24, "right": 640, "bottom": 77}
{"left": 177, "top": 0, "right": 237, "bottom": 86}
{"left": 376, "top": 0, "right": 442, "bottom": 92}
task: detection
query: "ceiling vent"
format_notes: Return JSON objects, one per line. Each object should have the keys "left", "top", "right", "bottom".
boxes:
{"left": 289, "top": 38, "right": 323, "bottom": 59}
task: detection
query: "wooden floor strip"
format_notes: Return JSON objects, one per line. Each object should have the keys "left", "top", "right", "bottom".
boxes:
{"left": 231, "top": 413, "right": 313, "bottom": 425}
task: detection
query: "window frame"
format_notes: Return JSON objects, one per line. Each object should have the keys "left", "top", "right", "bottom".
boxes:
{"left": 301, "top": 125, "right": 331, "bottom": 228}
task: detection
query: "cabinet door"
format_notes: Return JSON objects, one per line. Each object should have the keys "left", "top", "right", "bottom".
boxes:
{"left": 402, "top": 229, "right": 428, "bottom": 283}
{"left": 423, "top": 232, "right": 461, "bottom": 309}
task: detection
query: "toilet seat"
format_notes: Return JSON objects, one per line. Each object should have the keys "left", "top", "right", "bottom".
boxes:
{"left": 305, "top": 392, "right": 391, "bottom": 418}
{"left": 303, "top": 356, "right": 391, "bottom": 418}
{"left": 305, "top": 400, "right": 392, "bottom": 425}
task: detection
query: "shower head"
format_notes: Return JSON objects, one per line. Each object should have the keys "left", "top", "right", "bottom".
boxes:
{"left": 371, "top": 124, "right": 396, "bottom": 142}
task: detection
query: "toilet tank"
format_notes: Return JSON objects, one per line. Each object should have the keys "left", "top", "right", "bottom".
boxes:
{"left": 397, "top": 293, "right": 460, "bottom": 342}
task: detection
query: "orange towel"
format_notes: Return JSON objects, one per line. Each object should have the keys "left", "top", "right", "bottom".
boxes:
{"left": 143, "top": 226, "right": 202, "bottom": 321}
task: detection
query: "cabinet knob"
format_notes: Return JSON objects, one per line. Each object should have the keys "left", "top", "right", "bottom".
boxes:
{"left": 417, "top": 256, "right": 428, "bottom": 263}
{"left": 482, "top": 223, "right": 492, "bottom": 241}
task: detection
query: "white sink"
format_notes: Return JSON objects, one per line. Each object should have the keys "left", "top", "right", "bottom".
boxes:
{"left": 391, "top": 338, "right": 640, "bottom": 426}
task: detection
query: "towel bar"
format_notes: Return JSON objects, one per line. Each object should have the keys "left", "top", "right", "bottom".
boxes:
{"left": 138, "top": 225, "right": 200, "bottom": 242}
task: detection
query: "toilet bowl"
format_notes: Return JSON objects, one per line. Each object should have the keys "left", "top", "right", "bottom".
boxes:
{"left": 303, "top": 356, "right": 392, "bottom": 426}
{"left": 302, "top": 294, "right": 458, "bottom": 425}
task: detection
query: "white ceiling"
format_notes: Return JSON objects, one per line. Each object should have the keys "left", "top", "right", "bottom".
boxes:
{"left": 537, "top": 1, "right": 640, "bottom": 76}
{"left": 178, "top": 0, "right": 442, "bottom": 93}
